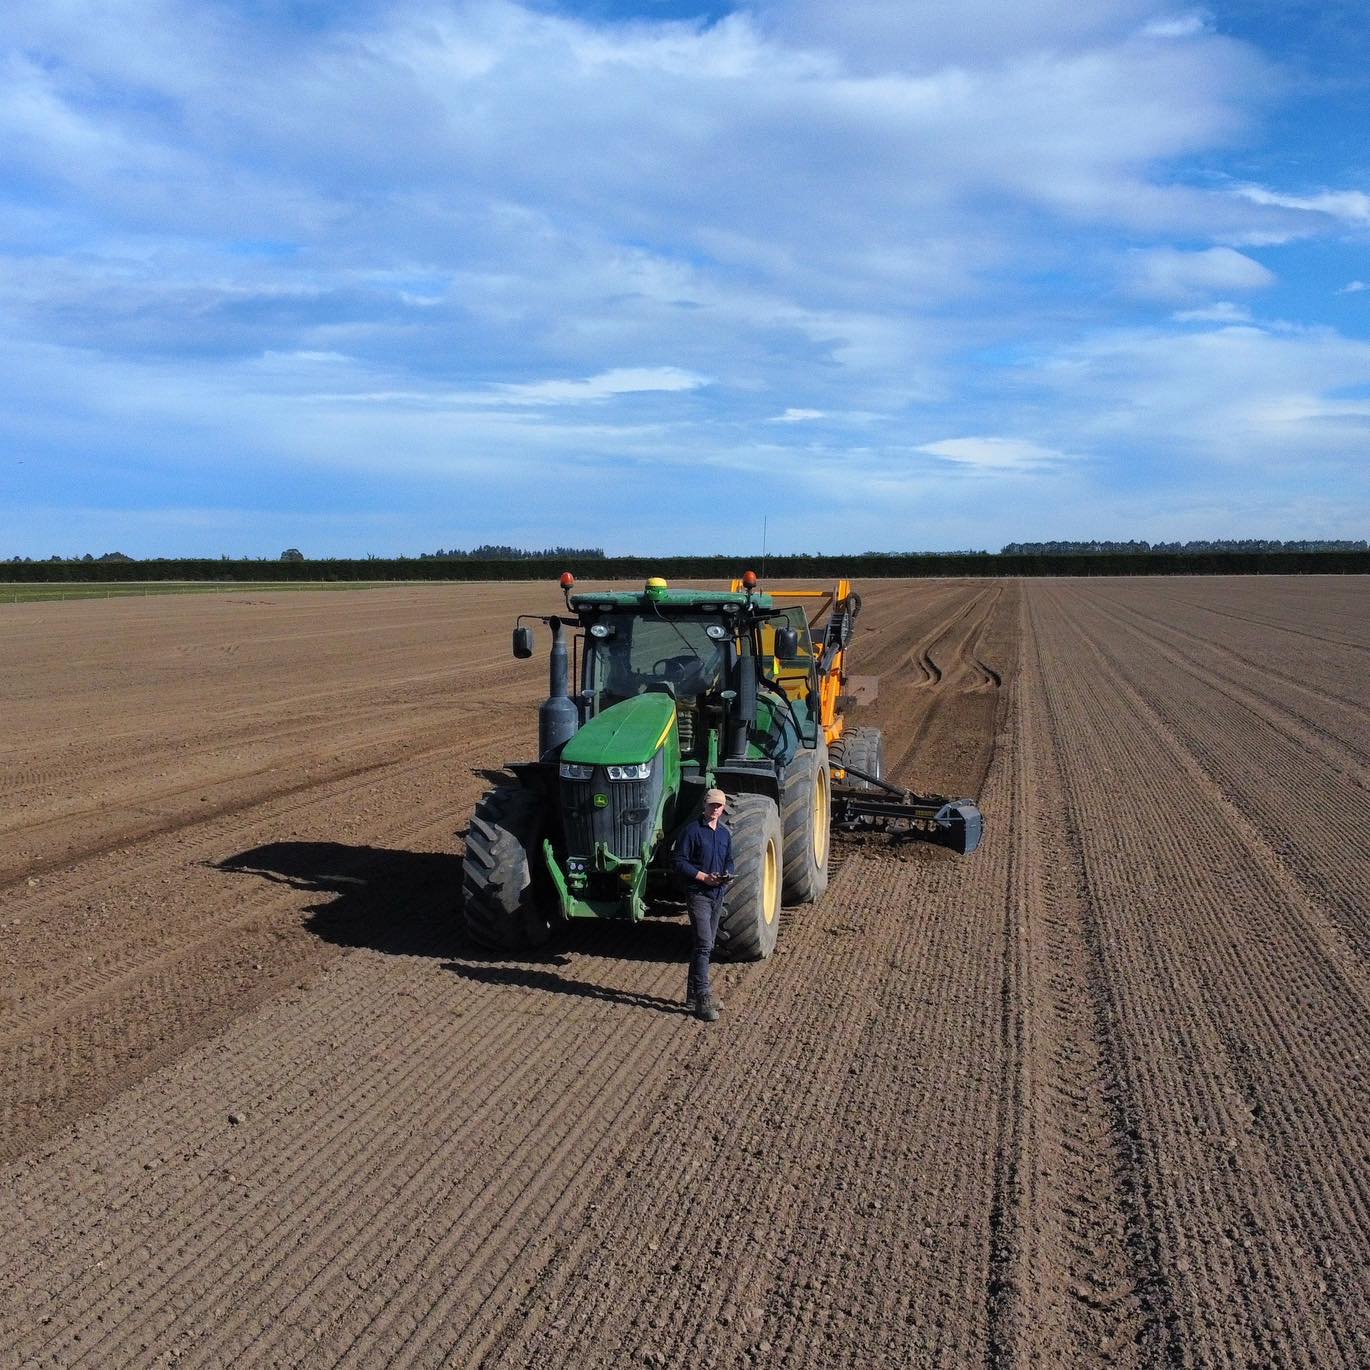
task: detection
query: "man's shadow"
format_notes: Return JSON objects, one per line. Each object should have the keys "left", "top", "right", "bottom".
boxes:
{"left": 214, "top": 838, "right": 690, "bottom": 1013}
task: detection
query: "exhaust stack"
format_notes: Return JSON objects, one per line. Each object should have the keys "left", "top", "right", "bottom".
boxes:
{"left": 539, "top": 618, "right": 580, "bottom": 759}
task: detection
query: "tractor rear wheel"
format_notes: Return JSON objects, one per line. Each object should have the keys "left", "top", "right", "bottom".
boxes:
{"left": 716, "top": 793, "right": 783, "bottom": 962}
{"left": 833, "top": 726, "right": 885, "bottom": 792}
{"left": 462, "top": 785, "right": 553, "bottom": 953}
{"left": 781, "top": 740, "right": 830, "bottom": 904}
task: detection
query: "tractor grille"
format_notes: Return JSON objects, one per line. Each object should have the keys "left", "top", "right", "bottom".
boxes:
{"left": 562, "top": 760, "right": 664, "bottom": 861}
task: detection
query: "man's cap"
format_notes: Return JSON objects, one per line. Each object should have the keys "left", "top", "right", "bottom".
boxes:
{"left": 704, "top": 788, "right": 727, "bottom": 807}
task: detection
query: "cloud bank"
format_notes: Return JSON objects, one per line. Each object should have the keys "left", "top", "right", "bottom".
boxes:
{"left": 1, "top": 0, "right": 1367, "bottom": 554}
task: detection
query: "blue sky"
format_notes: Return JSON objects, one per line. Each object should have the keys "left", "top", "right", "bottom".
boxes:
{"left": 1, "top": 1, "right": 1367, "bottom": 557}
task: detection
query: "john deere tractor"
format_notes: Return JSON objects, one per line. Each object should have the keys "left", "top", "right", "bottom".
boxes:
{"left": 462, "top": 572, "right": 981, "bottom": 958}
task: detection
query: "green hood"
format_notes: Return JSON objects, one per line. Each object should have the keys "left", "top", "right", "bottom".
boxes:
{"left": 560, "top": 693, "right": 676, "bottom": 766}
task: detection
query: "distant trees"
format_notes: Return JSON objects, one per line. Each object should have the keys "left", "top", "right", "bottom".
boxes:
{"left": 416, "top": 544, "right": 607, "bottom": 560}
{"left": 1001, "top": 538, "right": 1367, "bottom": 555}
{"left": 5, "top": 551, "right": 130, "bottom": 563}
{"left": 865, "top": 548, "right": 990, "bottom": 557}
{"left": 280, "top": 548, "right": 305, "bottom": 561}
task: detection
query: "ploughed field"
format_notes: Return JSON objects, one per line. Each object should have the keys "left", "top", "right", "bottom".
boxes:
{"left": 2, "top": 576, "right": 1367, "bottom": 1368}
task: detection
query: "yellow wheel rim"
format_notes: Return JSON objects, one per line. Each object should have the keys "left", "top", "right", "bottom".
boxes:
{"left": 813, "top": 768, "right": 830, "bottom": 868}
{"left": 762, "top": 834, "right": 778, "bottom": 924}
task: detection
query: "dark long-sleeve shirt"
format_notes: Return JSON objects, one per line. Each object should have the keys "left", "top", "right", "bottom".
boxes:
{"left": 674, "top": 817, "right": 734, "bottom": 887}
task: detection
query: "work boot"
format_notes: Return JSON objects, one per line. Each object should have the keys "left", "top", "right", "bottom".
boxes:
{"left": 694, "top": 994, "right": 720, "bottom": 1023}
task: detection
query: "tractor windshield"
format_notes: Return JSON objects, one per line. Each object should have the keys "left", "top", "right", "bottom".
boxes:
{"left": 584, "top": 615, "right": 726, "bottom": 701}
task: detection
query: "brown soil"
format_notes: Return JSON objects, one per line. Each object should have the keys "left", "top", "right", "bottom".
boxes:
{"left": 2, "top": 576, "right": 1367, "bottom": 1367}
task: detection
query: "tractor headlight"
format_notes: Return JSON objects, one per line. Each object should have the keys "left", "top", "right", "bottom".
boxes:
{"left": 589, "top": 621, "right": 615, "bottom": 638}
{"left": 560, "top": 762, "right": 594, "bottom": 780}
{"left": 705, "top": 624, "right": 729, "bottom": 640}
{"left": 606, "top": 762, "right": 651, "bottom": 781}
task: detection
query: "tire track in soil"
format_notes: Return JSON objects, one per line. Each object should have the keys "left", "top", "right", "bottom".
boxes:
{"left": 1026, "top": 581, "right": 1369, "bottom": 1366}
{"left": 993, "top": 587, "right": 1180, "bottom": 1367}
{"left": 876, "top": 583, "right": 1004, "bottom": 796}
{"left": 906, "top": 585, "right": 1003, "bottom": 693}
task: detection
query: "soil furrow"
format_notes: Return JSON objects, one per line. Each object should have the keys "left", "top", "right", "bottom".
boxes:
{"left": 1077, "top": 585, "right": 1370, "bottom": 775}
{"left": 4, "top": 577, "right": 1368, "bottom": 1369}
{"left": 1089, "top": 585, "right": 1367, "bottom": 717}
{"left": 1029, "top": 581, "right": 1369, "bottom": 1365}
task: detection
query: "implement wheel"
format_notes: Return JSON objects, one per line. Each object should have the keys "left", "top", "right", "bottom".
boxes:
{"left": 781, "top": 740, "right": 830, "bottom": 905}
{"left": 833, "top": 726, "right": 885, "bottom": 793}
{"left": 716, "top": 793, "right": 784, "bottom": 962}
{"left": 462, "top": 785, "right": 553, "bottom": 953}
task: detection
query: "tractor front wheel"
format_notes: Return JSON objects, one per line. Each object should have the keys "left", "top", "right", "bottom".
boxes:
{"left": 781, "top": 740, "right": 830, "bottom": 905}
{"left": 462, "top": 785, "right": 553, "bottom": 953}
{"left": 716, "top": 793, "right": 784, "bottom": 962}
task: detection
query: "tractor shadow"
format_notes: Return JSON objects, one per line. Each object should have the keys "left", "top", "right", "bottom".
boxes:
{"left": 214, "top": 840, "right": 692, "bottom": 1015}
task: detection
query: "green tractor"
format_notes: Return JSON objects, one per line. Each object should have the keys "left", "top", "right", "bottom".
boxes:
{"left": 461, "top": 572, "right": 982, "bottom": 958}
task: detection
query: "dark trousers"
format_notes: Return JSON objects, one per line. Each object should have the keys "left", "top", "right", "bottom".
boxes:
{"left": 686, "top": 887, "right": 725, "bottom": 1000}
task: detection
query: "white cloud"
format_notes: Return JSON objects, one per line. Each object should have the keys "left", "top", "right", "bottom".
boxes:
{"left": 1141, "top": 13, "right": 1212, "bottom": 40}
{"left": 1172, "top": 301, "right": 1252, "bottom": 322}
{"left": 756, "top": 0, "right": 1160, "bottom": 72}
{"left": 1339, "top": 280, "right": 1367, "bottom": 294}
{"left": 492, "top": 367, "right": 710, "bottom": 405}
{"left": 1121, "top": 246, "right": 1275, "bottom": 302}
{"left": 0, "top": 0, "right": 1291, "bottom": 273}
{"left": 1022, "top": 320, "right": 1370, "bottom": 466}
{"left": 1235, "top": 185, "right": 1370, "bottom": 226}
{"left": 917, "top": 437, "right": 1074, "bottom": 471}
{"left": 3, "top": 3, "right": 1369, "bottom": 553}
{"left": 261, "top": 350, "right": 349, "bottom": 364}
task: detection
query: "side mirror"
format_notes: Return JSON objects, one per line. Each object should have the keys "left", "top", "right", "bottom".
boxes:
{"left": 775, "top": 627, "right": 799, "bottom": 658}
{"left": 512, "top": 625, "right": 534, "bottom": 659}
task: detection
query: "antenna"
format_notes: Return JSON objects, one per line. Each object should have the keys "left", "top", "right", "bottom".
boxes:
{"left": 761, "top": 515, "right": 767, "bottom": 580}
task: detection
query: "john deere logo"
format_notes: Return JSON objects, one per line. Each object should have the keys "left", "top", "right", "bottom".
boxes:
{"left": 592, "top": 792, "right": 609, "bottom": 809}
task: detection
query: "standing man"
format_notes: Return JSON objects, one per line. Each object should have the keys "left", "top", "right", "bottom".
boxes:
{"left": 674, "top": 788, "right": 734, "bottom": 1022}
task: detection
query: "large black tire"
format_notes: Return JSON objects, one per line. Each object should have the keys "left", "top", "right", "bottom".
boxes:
{"left": 781, "top": 739, "right": 830, "bottom": 905}
{"left": 462, "top": 785, "right": 553, "bottom": 953}
{"left": 832, "top": 726, "right": 885, "bottom": 793}
{"left": 715, "top": 793, "right": 784, "bottom": 962}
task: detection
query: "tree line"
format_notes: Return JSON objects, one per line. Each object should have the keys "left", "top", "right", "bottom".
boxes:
{"left": 416, "top": 544, "right": 606, "bottom": 560}
{"left": 1000, "top": 539, "right": 1367, "bottom": 555}
{"left": 4, "top": 549, "right": 1368, "bottom": 582}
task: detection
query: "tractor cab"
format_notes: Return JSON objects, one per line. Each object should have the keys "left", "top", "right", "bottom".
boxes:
{"left": 582, "top": 611, "right": 729, "bottom": 707}
{"left": 566, "top": 578, "right": 817, "bottom": 777}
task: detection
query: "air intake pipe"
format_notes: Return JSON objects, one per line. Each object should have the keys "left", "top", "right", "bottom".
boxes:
{"left": 728, "top": 652, "right": 757, "bottom": 759}
{"left": 539, "top": 618, "right": 580, "bottom": 759}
